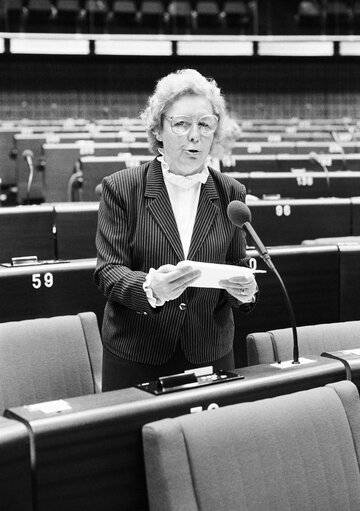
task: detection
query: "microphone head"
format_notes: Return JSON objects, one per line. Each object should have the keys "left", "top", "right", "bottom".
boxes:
{"left": 227, "top": 200, "right": 251, "bottom": 227}
{"left": 22, "top": 149, "right": 34, "bottom": 159}
{"left": 308, "top": 151, "right": 318, "bottom": 163}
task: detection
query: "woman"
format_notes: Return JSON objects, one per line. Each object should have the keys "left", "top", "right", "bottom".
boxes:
{"left": 94, "top": 68, "right": 258, "bottom": 391}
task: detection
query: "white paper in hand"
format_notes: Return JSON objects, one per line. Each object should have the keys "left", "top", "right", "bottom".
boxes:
{"left": 177, "top": 260, "right": 255, "bottom": 288}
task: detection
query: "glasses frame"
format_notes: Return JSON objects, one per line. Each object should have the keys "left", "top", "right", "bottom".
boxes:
{"left": 164, "top": 114, "right": 219, "bottom": 136}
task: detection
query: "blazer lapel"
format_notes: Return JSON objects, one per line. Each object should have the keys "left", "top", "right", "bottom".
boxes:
{"left": 145, "top": 159, "right": 184, "bottom": 260}
{"left": 187, "top": 173, "right": 219, "bottom": 260}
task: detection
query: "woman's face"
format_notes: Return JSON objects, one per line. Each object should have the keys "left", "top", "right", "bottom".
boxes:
{"left": 157, "top": 94, "right": 216, "bottom": 176}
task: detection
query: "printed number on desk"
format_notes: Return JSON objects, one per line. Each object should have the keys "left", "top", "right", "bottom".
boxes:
{"left": 32, "top": 272, "right": 54, "bottom": 289}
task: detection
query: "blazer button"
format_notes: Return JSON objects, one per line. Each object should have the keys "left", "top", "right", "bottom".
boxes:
{"left": 179, "top": 303, "right": 187, "bottom": 311}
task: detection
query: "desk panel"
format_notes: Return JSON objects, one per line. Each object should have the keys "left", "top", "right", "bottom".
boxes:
{"left": 228, "top": 171, "right": 360, "bottom": 199}
{"left": 0, "top": 205, "right": 55, "bottom": 263}
{"left": 54, "top": 202, "right": 99, "bottom": 259}
{"left": 5, "top": 358, "right": 347, "bottom": 511}
{"left": 339, "top": 244, "right": 360, "bottom": 321}
{"left": 0, "top": 259, "right": 105, "bottom": 326}
{"left": 248, "top": 198, "right": 352, "bottom": 246}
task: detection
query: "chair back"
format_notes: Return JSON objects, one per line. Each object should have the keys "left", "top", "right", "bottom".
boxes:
{"left": 142, "top": 380, "right": 360, "bottom": 511}
{"left": 246, "top": 320, "right": 360, "bottom": 365}
{"left": 0, "top": 312, "right": 102, "bottom": 414}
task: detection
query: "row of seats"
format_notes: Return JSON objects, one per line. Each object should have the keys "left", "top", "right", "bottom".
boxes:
{"left": 1, "top": 197, "right": 360, "bottom": 263}
{"left": 1, "top": 116, "right": 359, "bottom": 188}
{"left": 13, "top": 145, "right": 360, "bottom": 204}
{"left": 1, "top": 242, "right": 359, "bottom": 367}
{"left": 0, "top": 319, "right": 360, "bottom": 511}
{"left": 4, "top": 0, "right": 360, "bottom": 35}
{"left": 296, "top": 0, "right": 360, "bottom": 35}
{"left": 2, "top": 0, "right": 257, "bottom": 35}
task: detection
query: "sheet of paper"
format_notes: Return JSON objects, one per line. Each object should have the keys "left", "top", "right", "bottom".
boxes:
{"left": 177, "top": 260, "right": 256, "bottom": 288}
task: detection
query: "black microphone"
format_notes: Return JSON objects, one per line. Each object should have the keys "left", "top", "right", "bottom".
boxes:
{"left": 227, "top": 200, "right": 299, "bottom": 364}
{"left": 227, "top": 200, "right": 275, "bottom": 271}
{"left": 22, "top": 149, "right": 34, "bottom": 201}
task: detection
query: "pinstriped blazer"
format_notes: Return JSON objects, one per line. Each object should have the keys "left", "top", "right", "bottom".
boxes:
{"left": 94, "top": 157, "right": 255, "bottom": 365}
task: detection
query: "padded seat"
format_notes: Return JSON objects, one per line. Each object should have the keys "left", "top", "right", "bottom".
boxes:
{"left": 107, "top": 0, "right": 140, "bottom": 33}
{"left": 143, "top": 380, "right": 360, "bottom": 511}
{"left": 246, "top": 320, "right": 360, "bottom": 365}
{"left": 0, "top": 312, "right": 102, "bottom": 414}
{"left": 294, "top": 0, "right": 326, "bottom": 34}
{"left": 138, "top": 0, "right": 166, "bottom": 33}
{"left": 194, "top": 0, "right": 222, "bottom": 33}
{"left": 166, "top": 0, "right": 196, "bottom": 33}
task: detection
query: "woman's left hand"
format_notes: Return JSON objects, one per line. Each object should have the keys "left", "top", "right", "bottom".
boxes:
{"left": 219, "top": 274, "right": 258, "bottom": 303}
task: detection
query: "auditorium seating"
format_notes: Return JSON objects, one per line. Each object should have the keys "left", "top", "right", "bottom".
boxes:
{"left": 228, "top": 170, "right": 360, "bottom": 198}
{"left": 37, "top": 141, "right": 148, "bottom": 202}
{"left": 4, "top": 356, "right": 349, "bottom": 511}
{"left": 0, "top": 312, "right": 102, "bottom": 414}
{"left": 76, "top": 154, "right": 153, "bottom": 200}
{"left": 142, "top": 380, "right": 360, "bottom": 511}
{"left": 246, "top": 319, "right": 360, "bottom": 365}
{"left": 15, "top": 135, "right": 148, "bottom": 203}
{"left": 1, "top": 242, "right": 359, "bottom": 368}
{"left": 226, "top": 152, "right": 360, "bottom": 172}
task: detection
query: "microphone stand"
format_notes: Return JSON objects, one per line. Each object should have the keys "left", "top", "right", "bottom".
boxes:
{"left": 244, "top": 225, "right": 300, "bottom": 364}
{"left": 269, "top": 262, "right": 299, "bottom": 364}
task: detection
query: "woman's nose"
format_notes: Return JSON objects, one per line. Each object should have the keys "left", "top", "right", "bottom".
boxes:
{"left": 188, "top": 122, "right": 200, "bottom": 141}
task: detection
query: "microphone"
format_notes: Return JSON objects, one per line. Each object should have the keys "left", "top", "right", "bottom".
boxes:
{"left": 227, "top": 200, "right": 275, "bottom": 271}
{"left": 308, "top": 151, "right": 331, "bottom": 190}
{"left": 227, "top": 200, "right": 299, "bottom": 364}
{"left": 22, "top": 149, "right": 34, "bottom": 202}
{"left": 329, "top": 130, "right": 347, "bottom": 170}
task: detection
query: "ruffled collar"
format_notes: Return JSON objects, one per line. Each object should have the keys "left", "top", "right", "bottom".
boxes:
{"left": 157, "top": 149, "right": 209, "bottom": 190}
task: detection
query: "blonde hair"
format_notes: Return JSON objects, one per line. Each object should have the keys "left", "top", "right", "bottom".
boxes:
{"left": 140, "top": 68, "right": 227, "bottom": 155}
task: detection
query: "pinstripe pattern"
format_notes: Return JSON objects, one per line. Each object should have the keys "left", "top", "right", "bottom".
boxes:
{"left": 94, "top": 157, "right": 255, "bottom": 365}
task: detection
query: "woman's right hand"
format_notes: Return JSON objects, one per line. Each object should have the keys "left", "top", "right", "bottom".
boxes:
{"left": 150, "top": 264, "right": 201, "bottom": 303}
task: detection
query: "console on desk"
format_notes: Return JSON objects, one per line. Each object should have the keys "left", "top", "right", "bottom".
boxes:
{"left": 5, "top": 357, "right": 347, "bottom": 511}
{"left": 0, "top": 258, "right": 105, "bottom": 326}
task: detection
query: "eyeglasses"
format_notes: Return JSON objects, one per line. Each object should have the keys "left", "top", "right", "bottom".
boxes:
{"left": 164, "top": 114, "right": 218, "bottom": 136}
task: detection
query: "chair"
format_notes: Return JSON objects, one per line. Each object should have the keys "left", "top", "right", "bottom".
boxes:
{"left": 4, "top": 0, "right": 28, "bottom": 32}
{"left": 143, "top": 380, "right": 360, "bottom": 511}
{"left": 325, "top": 0, "right": 352, "bottom": 34}
{"left": 0, "top": 312, "right": 102, "bottom": 415}
{"left": 166, "top": 0, "right": 197, "bottom": 34}
{"left": 107, "top": 0, "right": 140, "bottom": 33}
{"left": 221, "top": 0, "right": 255, "bottom": 34}
{"left": 25, "top": 0, "right": 57, "bottom": 32}
{"left": 294, "top": 0, "right": 326, "bottom": 34}
{"left": 138, "top": 0, "right": 166, "bottom": 33}
{"left": 83, "top": 0, "right": 109, "bottom": 33}
{"left": 53, "top": 0, "right": 82, "bottom": 32}
{"left": 194, "top": 0, "right": 222, "bottom": 33}
{"left": 246, "top": 320, "right": 360, "bottom": 365}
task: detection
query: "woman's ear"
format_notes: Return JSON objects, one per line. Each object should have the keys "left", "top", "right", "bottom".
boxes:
{"left": 154, "top": 131, "right": 163, "bottom": 142}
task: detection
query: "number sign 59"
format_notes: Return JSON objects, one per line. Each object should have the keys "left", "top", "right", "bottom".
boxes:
{"left": 32, "top": 273, "right": 54, "bottom": 289}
